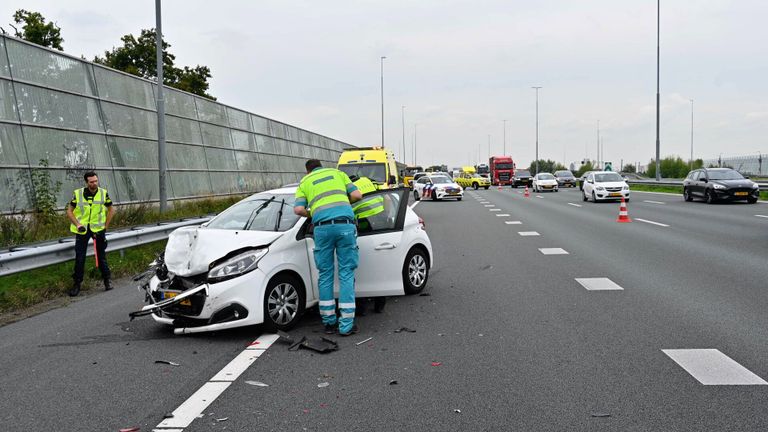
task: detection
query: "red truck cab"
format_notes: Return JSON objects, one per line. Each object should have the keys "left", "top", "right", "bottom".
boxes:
{"left": 489, "top": 156, "right": 515, "bottom": 185}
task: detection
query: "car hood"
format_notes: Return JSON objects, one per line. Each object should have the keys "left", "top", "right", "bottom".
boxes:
{"left": 595, "top": 181, "right": 627, "bottom": 188}
{"left": 537, "top": 179, "right": 557, "bottom": 184}
{"left": 164, "top": 226, "right": 283, "bottom": 276}
{"left": 711, "top": 179, "right": 755, "bottom": 188}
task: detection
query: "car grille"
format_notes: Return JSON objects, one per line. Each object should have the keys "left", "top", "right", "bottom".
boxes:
{"left": 605, "top": 187, "right": 623, "bottom": 192}
{"left": 445, "top": 188, "right": 460, "bottom": 193}
{"left": 499, "top": 173, "right": 511, "bottom": 181}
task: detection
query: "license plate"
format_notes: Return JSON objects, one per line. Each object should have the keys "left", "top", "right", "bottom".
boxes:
{"left": 734, "top": 192, "right": 748, "bottom": 196}
{"left": 163, "top": 291, "right": 192, "bottom": 306}
{"left": 609, "top": 192, "right": 621, "bottom": 197}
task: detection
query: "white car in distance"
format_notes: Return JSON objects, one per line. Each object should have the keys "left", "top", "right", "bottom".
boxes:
{"left": 582, "top": 171, "right": 631, "bottom": 202}
{"left": 413, "top": 175, "right": 464, "bottom": 201}
{"left": 130, "top": 187, "right": 433, "bottom": 334}
{"left": 532, "top": 173, "right": 559, "bottom": 192}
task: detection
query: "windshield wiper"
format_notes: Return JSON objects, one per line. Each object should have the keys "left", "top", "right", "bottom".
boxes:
{"left": 273, "top": 198, "right": 286, "bottom": 232}
{"left": 244, "top": 196, "right": 275, "bottom": 230}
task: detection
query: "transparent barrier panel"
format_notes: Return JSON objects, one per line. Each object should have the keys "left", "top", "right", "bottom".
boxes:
{"left": 102, "top": 101, "right": 157, "bottom": 139}
{"left": 0, "top": 123, "right": 28, "bottom": 165}
{"left": 14, "top": 83, "right": 104, "bottom": 132}
{"left": 200, "top": 123, "right": 232, "bottom": 148}
{"left": 195, "top": 97, "right": 227, "bottom": 125}
{"left": 114, "top": 169, "right": 160, "bottom": 202}
{"left": 170, "top": 171, "right": 212, "bottom": 198}
{"left": 94, "top": 66, "right": 155, "bottom": 110}
{"left": 168, "top": 143, "right": 207, "bottom": 170}
{"left": 204, "top": 147, "right": 237, "bottom": 170}
{"left": 6, "top": 38, "right": 96, "bottom": 96}
{"left": 24, "top": 127, "right": 110, "bottom": 169}
{"left": 107, "top": 136, "right": 158, "bottom": 169}
{"left": 166, "top": 115, "right": 202, "bottom": 144}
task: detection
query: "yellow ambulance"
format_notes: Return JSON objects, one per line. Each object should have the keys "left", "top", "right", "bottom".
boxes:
{"left": 337, "top": 147, "right": 400, "bottom": 189}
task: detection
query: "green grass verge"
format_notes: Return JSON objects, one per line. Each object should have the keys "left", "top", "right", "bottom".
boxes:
{"left": 0, "top": 240, "right": 165, "bottom": 313}
{"left": 630, "top": 183, "right": 767, "bottom": 201}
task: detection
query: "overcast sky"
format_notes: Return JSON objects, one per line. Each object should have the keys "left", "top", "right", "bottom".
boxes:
{"left": 3, "top": 1, "right": 766, "bottom": 169}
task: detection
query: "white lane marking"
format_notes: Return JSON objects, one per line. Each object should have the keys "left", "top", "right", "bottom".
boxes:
{"left": 409, "top": 201, "right": 421, "bottom": 209}
{"left": 635, "top": 218, "right": 669, "bottom": 227}
{"left": 567, "top": 203, "right": 582, "bottom": 207}
{"left": 575, "top": 278, "right": 623, "bottom": 291}
{"left": 643, "top": 200, "right": 666, "bottom": 204}
{"left": 662, "top": 349, "right": 768, "bottom": 385}
{"left": 483, "top": 204, "right": 494, "bottom": 207}
{"left": 489, "top": 208, "right": 501, "bottom": 212}
{"left": 155, "top": 333, "right": 277, "bottom": 429}
{"left": 755, "top": 215, "right": 768, "bottom": 218}
{"left": 536, "top": 195, "right": 543, "bottom": 199}
{"left": 505, "top": 221, "right": 522, "bottom": 224}
{"left": 495, "top": 214, "right": 510, "bottom": 217}
{"left": 539, "top": 248, "right": 569, "bottom": 255}
{"left": 153, "top": 429, "right": 184, "bottom": 432}
{"left": 518, "top": 231, "right": 540, "bottom": 236}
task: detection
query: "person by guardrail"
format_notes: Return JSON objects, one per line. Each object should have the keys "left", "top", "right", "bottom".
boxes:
{"left": 64, "top": 171, "right": 116, "bottom": 296}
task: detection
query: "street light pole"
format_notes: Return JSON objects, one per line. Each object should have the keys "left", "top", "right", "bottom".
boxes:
{"left": 690, "top": 99, "right": 694, "bottom": 171}
{"left": 487, "top": 134, "right": 491, "bottom": 161}
{"left": 414, "top": 123, "right": 418, "bottom": 165}
{"left": 532, "top": 86, "right": 542, "bottom": 175}
{"left": 380, "top": 56, "right": 386, "bottom": 148}
{"left": 655, "top": 0, "right": 661, "bottom": 181}
{"left": 401, "top": 105, "right": 406, "bottom": 163}
{"left": 503, "top": 119, "right": 507, "bottom": 155}
{"left": 155, "top": 0, "right": 167, "bottom": 213}
{"left": 597, "top": 120, "right": 600, "bottom": 169}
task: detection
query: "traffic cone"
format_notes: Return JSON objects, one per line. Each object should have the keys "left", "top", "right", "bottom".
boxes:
{"left": 616, "top": 196, "right": 632, "bottom": 223}
{"left": 497, "top": 183, "right": 502, "bottom": 191}
{"left": 524, "top": 185, "right": 530, "bottom": 198}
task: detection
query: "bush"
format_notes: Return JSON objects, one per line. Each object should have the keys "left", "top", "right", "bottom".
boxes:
{"left": 646, "top": 157, "right": 704, "bottom": 179}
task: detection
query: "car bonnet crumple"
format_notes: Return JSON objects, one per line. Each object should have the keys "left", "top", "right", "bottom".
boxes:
{"left": 164, "top": 226, "right": 283, "bottom": 277}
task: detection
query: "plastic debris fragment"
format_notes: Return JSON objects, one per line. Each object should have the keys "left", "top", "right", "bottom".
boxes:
{"left": 454, "top": 409, "right": 462, "bottom": 414}
{"left": 245, "top": 381, "right": 269, "bottom": 387}
{"left": 216, "top": 417, "right": 229, "bottom": 422}
{"left": 591, "top": 413, "right": 611, "bottom": 418}
{"left": 431, "top": 362, "right": 442, "bottom": 367}
{"left": 119, "top": 428, "right": 140, "bottom": 432}
{"left": 394, "top": 327, "right": 416, "bottom": 333}
{"left": 163, "top": 413, "right": 174, "bottom": 419}
{"left": 419, "top": 293, "right": 431, "bottom": 296}
{"left": 356, "top": 337, "right": 373, "bottom": 345}
{"left": 154, "top": 360, "right": 180, "bottom": 366}
{"left": 317, "top": 382, "right": 330, "bottom": 388}
{"left": 389, "top": 380, "right": 398, "bottom": 385}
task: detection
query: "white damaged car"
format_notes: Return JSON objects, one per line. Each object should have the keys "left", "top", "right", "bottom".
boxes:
{"left": 130, "top": 187, "right": 433, "bottom": 334}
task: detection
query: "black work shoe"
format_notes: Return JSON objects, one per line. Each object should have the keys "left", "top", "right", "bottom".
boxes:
{"left": 323, "top": 324, "right": 336, "bottom": 335}
{"left": 339, "top": 325, "right": 359, "bottom": 337}
{"left": 104, "top": 279, "right": 113, "bottom": 291}
{"left": 69, "top": 284, "right": 81, "bottom": 297}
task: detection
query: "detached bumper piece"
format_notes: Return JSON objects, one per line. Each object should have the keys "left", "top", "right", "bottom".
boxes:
{"left": 129, "top": 284, "right": 208, "bottom": 320}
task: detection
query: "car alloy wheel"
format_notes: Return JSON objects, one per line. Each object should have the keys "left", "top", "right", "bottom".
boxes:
{"left": 582, "top": 191, "right": 588, "bottom": 202}
{"left": 414, "top": 190, "right": 420, "bottom": 201}
{"left": 263, "top": 274, "right": 305, "bottom": 331}
{"left": 592, "top": 191, "right": 597, "bottom": 203}
{"left": 473, "top": 183, "right": 479, "bottom": 190}
{"left": 403, "top": 247, "right": 429, "bottom": 294}
{"left": 706, "top": 189, "right": 716, "bottom": 204}
{"left": 683, "top": 188, "right": 693, "bottom": 202}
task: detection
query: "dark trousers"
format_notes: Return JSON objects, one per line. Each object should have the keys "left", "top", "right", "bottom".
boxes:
{"left": 73, "top": 229, "right": 110, "bottom": 284}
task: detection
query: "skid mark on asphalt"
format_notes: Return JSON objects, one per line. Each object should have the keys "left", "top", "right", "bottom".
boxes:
{"left": 154, "top": 333, "right": 278, "bottom": 430}
{"left": 518, "top": 231, "right": 539, "bottom": 236}
{"left": 575, "top": 278, "right": 624, "bottom": 291}
{"left": 539, "top": 248, "right": 569, "bottom": 255}
{"left": 662, "top": 349, "right": 768, "bottom": 385}
{"left": 635, "top": 218, "right": 669, "bottom": 227}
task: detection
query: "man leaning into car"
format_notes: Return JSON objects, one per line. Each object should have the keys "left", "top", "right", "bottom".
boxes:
{"left": 294, "top": 159, "right": 363, "bottom": 336}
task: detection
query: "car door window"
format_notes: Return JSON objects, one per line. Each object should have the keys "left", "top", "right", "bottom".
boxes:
{"left": 356, "top": 189, "right": 409, "bottom": 236}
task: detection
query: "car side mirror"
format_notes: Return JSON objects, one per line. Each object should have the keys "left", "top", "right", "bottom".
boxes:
{"left": 701, "top": 178, "right": 707, "bottom": 183}
{"left": 587, "top": 179, "right": 593, "bottom": 184}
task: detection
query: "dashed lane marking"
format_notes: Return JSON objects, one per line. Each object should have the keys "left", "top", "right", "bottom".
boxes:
{"left": 505, "top": 221, "right": 522, "bottom": 224}
{"left": 575, "top": 278, "right": 623, "bottom": 291}
{"left": 409, "top": 201, "right": 421, "bottom": 209}
{"left": 155, "top": 333, "right": 278, "bottom": 430}
{"left": 643, "top": 200, "right": 666, "bottom": 204}
{"left": 662, "top": 349, "right": 768, "bottom": 385}
{"left": 567, "top": 203, "right": 582, "bottom": 207}
{"left": 539, "top": 248, "right": 569, "bottom": 255}
{"left": 495, "top": 214, "right": 510, "bottom": 217}
{"left": 483, "top": 204, "right": 494, "bottom": 207}
{"left": 536, "top": 195, "right": 543, "bottom": 199}
{"left": 755, "top": 215, "right": 768, "bottom": 219}
{"left": 489, "top": 208, "right": 501, "bottom": 212}
{"left": 518, "top": 231, "right": 540, "bottom": 236}
{"left": 635, "top": 218, "right": 669, "bottom": 227}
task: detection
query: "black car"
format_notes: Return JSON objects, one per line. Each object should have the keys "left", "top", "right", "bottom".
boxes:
{"left": 554, "top": 170, "right": 577, "bottom": 187}
{"left": 683, "top": 168, "right": 760, "bottom": 204}
{"left": 513, "top": 169, "right": 532, "bottom": 188}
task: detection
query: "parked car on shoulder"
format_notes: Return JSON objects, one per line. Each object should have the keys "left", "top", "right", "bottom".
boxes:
{"left": 130, "top": 186, "right": 433, "bottom": 334}
{"left": 554, "top": 170, "right": 577, "bottom": 187}
{"left": 582, "top": 171, "right": 630, "bottom": 202}
{"left": 682, "top": 168, "right": 759, "bottom": 204}
{"left": 532, "top": 173, "right": 559, "bottom": 192}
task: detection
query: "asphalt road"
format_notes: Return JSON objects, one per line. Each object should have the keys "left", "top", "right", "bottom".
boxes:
{"left": 1, "top": 186, "right": 766, "bottom": 431}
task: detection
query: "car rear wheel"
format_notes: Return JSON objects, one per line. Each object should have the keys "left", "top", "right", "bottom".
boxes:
{"left": 457, "top": 197, "right": 462, "bottom": 201}
{"left": 403, "top": 247, "right": 429, "bottom": 294}
{"left": 413, "top": 190, "right": 420, "bottom": 201}
{"left": 262, "top": 274, "right": 305, "bottom": 332}
{"left": 705, "top": 189, "right": 716, "bottom": 204}
{"left": 432, "top": 190, "right": 440, "bottom": 201}
{"left": 683, "top": 188, "right": 693, "bottom": 202}
{"left": 484, "top": 186, "right": 489, "bottom": 190}
{"left": 473, "top": 183, "right": 479, "bottom": 190}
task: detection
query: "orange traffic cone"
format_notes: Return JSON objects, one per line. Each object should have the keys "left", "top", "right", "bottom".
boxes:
{"left": 616, "top": 196, "right": 632, "bottom": 223}
{"left": 524, "top": 185, "right": 530, "bottom": 198}
{"left": 497, "top": 183, "right": 502, "bottom": 191}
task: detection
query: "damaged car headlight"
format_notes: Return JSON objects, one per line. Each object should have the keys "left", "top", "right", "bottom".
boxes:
{"left": 208, "top": 248, "right": 268, "bottom": 282}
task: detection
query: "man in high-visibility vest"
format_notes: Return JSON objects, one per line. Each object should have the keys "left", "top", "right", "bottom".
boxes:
{"left": 65, "top": 171, "right": 116, "bottom": 297}
{"left": 294, "top": 159, "right": 362, "bottom": 336}
{"left": 351, "top": 176, "right": 385, "bottom": 232}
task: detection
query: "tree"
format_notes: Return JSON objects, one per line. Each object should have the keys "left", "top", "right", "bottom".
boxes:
{"left": 527, "top": 159, "right": 565, "bottom": 175}
{"left": 621, "top": 164, "right": 637, "bottom": 173}
{"left": 575, "top": 161, "right": 594, "bottom": 177}
{"left": 95, "top": 28, "right": 215, "bottom": 100}
{"left": 9, "top": 9, "right": 63, "bottom": 50}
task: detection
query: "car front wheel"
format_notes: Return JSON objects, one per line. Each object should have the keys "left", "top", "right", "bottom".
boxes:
{"left": 413, "top": 191, "right": 420, "bottom": 201}
{"left": 582, "top": 190, "right": 588, "bottom": 202}
{"left": 747, "top": 197, "right": 758, "bottom": 204}
{"left": 403, "top": 247, "right": 429, "bottom": 295}
{"left": 683, "top": 188, "right": 693, "bottom": 202}
{"left": 706, "top": 189, "right": 716, "bottom": 204}
{"left": 592, "top": 191, "right": 597, "bottom": 203}
{"left": 473, "top": 183, "right": 479, "bottom": 190}
{"left": 262, "top": 274, "right": 306, "bottom": 332}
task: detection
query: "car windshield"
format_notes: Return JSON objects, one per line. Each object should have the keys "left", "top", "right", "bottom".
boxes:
{"left": 594, "top": 173, "right": 623, "bottom": 182}
{"left": 430, "top": 176, "right": 452, "bottom": 184}
{"left": 708, "top": 170, "right": 744, "bottom": 180}
{"left": 472, "top": 174, "right": 485, "bottom": 179}
{"left": 404, "top": 167, "right": 422, "bottom": 176}
{"left": 206, "top": 194, "right": 299, "bottom": 232}
{"left": 517, "top": 170, "right": 531, "bottom": 176}
{"left": 338, "top": 163, "right": 387, "bottom": 183}
{"left": 495, "top": 163, "right": 514, "bottom": 169}
{"left": 555, "top": 171, "right": 574, "bottom": 178}
{"left": 537, "top": 173, "right": 555, "bottom": 180}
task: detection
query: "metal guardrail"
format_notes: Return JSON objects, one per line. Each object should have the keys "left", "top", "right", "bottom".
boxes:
{"left": 627, "top": 179, "right": 768, "bottom": 188}
{"left": 0, "top": 217, "right": 211, "bottom": 277}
